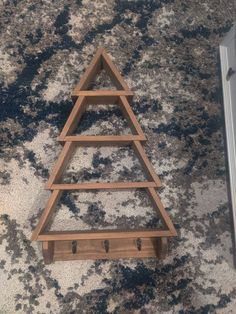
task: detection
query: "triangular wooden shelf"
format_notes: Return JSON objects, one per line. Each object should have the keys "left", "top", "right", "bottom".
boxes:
{"left": 32, "top": 48, "right": 177, "bottom": 264}
{"left": 72, "top": 47, "right": 132, "bottom": 98}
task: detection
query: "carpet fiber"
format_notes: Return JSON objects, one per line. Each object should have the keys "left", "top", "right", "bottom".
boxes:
{"left": 1, "top": 1, "right": 236, "bottom": 313}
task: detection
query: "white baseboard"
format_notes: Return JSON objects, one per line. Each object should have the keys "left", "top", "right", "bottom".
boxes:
{"left": 220, "top": 23, "right": 236, "bottom": 259}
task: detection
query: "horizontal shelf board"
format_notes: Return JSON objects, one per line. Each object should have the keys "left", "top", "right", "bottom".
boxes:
{"left": 58, "top": 135, "right": 146, "bottom": 143}
{"left": 49, "top": 182, "right": 159, "bottom": 190}
{"left": 38, "top": 229, "right": 173, "bottom": 241}
{"left": 72, "top": 90, "right": 134, "bottom": 97}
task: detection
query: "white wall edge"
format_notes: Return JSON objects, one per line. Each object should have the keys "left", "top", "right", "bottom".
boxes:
{"left": 219, "top": 41, "right": 236, "bottom": 252}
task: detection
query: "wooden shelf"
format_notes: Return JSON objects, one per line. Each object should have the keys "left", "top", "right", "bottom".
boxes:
{"left": 31, "top": 47, "right": 177, "bottom": 263}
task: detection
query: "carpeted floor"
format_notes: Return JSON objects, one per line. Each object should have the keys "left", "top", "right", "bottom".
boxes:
{"left": 1, "top": 1, "right": 236, "bottom": 313}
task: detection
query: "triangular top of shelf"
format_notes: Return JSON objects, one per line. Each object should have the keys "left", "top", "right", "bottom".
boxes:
{"left": 72, "top": 47, "right": 133, "bottom": 98}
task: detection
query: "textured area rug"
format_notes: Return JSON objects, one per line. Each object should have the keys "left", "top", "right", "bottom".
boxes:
{"left": 1, "top": 1, "right": 236, "bottom": 313}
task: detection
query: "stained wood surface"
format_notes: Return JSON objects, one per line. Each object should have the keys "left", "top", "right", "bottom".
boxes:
{"left": 38, "top": 229, "right": 173, "bottom": 241}
{"left": 72, "top": 47, "right": 131, "bottom": 96}
{"left": 147, "top": 187, "right": 177, "bottom": 236}
{"left": 32, "top": 47, "right": 177, "bottom": 263}
{"left": 59, "top": 96, "right": 86, "bottom": 140}
{"left": 31, "top": 190, "right": 62, "bottom": 241}
{"left": 76, "top": 90, "right": 133, "bottom": 97}
{"left": 61, "top": 135, "right": 146, "bottom": 143}
{"left": 46, "top": 141, "right": 74, "bottom": 189}
{"left": 119, "top": 96, "right": 145, "bottom": 138}
{"left": 50, "top": 182, "right": 157, "bottom": 190}
{"left": 101, "top": 49, "right": 130, "bottom": 90}
{"left": 53, "top": 238, "right": 161, "bottom": 261}
{"left": 72, "top": 47, "right": 103, "bottom": 94}
{"left": 42, "top": 241, "right": 54, "bottom": 264}
{"left": 157, "top": 237, "right": 168, "bottom": 259}
{"left": 133, "top": 141, "right": 162, "bottom": 187}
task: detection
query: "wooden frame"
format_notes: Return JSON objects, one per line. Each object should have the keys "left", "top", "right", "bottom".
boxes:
{"left": 58, "top": 95, "right": 146, "bottom": 142}
{"left": 45, "top": 140, "right": 161, "bottom": 189}
{"left": 71, "top": 47, "right": 132, "bottom": 98}
{"left": 32, "top": 47, "right": 177, "bottom": 263}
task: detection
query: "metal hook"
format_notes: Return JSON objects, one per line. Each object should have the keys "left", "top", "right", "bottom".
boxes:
{"left": 104, "top": 240, "right": 109, "bottom": 253}
{"left": 136, "top": 238, "right": 142, "bottom": 251}
{"left": 72, "top": 241, "right": 77, "bottom": 254}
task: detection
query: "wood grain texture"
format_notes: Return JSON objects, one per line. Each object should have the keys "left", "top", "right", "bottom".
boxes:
{"left": 72, "top": 47, "right": 132, "bottom": 95}
{"left": 101, "top": 49, "right": 131, "bottom": 91}
{"left": 133, "top": 141, "right": 162, "bottom": 187}
{"left": 53, "top": 238, "right": 160, "bottom": 261}
{"left": 62, "top": 135, "right": 146, "bottom": 143}
{"left": 42, "top": 241, "right": 54, "bottom": 264}
{"left": 46, "top": 141, "right": 74, "bottom": 189}
{"left": 119, "top": 96, "right": 146, "bottom": 138}
{"left": 50, "top": 182, "right": 157, "bottom": 190}
{"left": 75, "top": 90, "right": 134, "bottom": 97}
{"left": 72, "top": 47, "right": 103, "bottom": 95}
{"left": 31, "top": 190, "right": 62, "bottom": 241}
{"left": 147, "top": 187, "right": 177, "bottom": 236}
{"left": 59, "top": 96, "right": 86, "bottom": 140}
{"left": 32, "top": 47, "right": 177, "bottom": 263}
{"left": 38, "top": 229, "right": 173, "bottom": 241}
{"left": 156, "top": 237, "right": 168, "bottom": 259}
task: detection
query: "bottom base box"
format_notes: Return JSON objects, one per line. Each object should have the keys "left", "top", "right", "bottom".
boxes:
{"left": 42, "top": 237, "right": 168, "bottom": 263}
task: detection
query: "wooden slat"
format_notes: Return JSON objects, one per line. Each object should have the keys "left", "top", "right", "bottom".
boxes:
{"left": 38, "top": 229, "right": 173, "bottom": 241}
{"left": 72, "top": 47, "right": 103, "bottom": 95}
{"left": 156, "top": 237, "right": 168, "bottom": 259}
{"left": 102, "top": 49, "right": 131, "bottom": 91}
{"left": 42, "top": 241, "right": 54, "bottom": 264}
{"left": 133, "top": 141, "right": 162, "bottom": 187}
{"left": 147, "top": 187, "right": 177, "bottom": 236}
{"left": 85, "top": 95, "right": 119, "bottom": 105}
{"left": 119, "top": 96, "right": 146, "bottom": 138}
{"left": 46, "top": 141, "right": 74, "bottom": 189}
{"left": 31, "top": 190, "right": 62, "bottom": 241}
{"left": 50, "top": 182, "right": 157, "bottom": 190}
{"left": 53, "top": 238, "right": 160, "bottom": 261}
{"left": 62, "top": 135, "right": 146, "bottom": 143}
{"left": 59, "top": 96, "right": 86, "bottom": 140}
{"left": 76, "top": 90, "right": 133, "bottom": 97}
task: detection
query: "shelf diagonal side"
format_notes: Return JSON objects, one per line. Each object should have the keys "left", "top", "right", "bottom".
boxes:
{"left": 101, "top": 49, "right": 131, "bottom": 91}
{"left": 59, "top": 96, "right": 86, "bottom": 141}
{"left": 46, "top": 141, "right": 75, "bottom": 189}
{"left": 133, "top": 141, "right": 162, "bottom": 187}
{"left": 31, "top": 190, "right": 62, "bottom": 241}
{"left": 72, "top": 48, "right": 103, "bottom": 97}
{"left": 72, "top": 47, "right": 132, "bottom": 99}
{"left": 58, "top": 95, "right": 146, "bottom": 142}
{"left": 119, "top": 95, "right": 146, "bottom": 140}
{"left": 146, "top": 187, "right": 177, "bottom": 236}
{"left": 37, "top": 229, "right": 173, "bottom": 241}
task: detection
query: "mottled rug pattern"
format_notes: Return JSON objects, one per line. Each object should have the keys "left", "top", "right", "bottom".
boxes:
{"left": 1, "top": 1, "right": 236, "bottom": 313}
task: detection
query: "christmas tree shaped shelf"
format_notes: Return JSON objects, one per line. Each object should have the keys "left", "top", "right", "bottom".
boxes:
{"left": 31, "top": 47, "right": 177, "bottom": 264}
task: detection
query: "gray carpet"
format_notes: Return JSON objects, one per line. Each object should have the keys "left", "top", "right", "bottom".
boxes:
{"left": 1, "top": 0, "right": 236, "bottom": 313}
